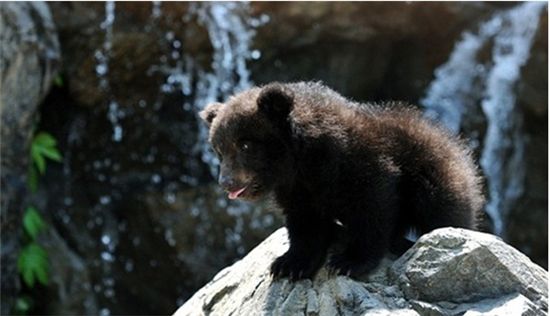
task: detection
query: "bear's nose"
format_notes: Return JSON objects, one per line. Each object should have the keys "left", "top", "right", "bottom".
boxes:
{"left": 219, "top": 174, "right": 237, "bottom": 190}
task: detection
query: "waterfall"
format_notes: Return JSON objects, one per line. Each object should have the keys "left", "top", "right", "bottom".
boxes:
{"left": 92, "top": 4, "right": 121, "bottom": 314}
{"left": 148, "top": 2, "right": 269, "bottom": 259}
{"left": 155, "top": 2, "right": 264, "bottom": 177}
{"left": 95, "top": 1, "right": 123, "bottom": 143}
{"left": 479, "top": 2, "right": 546, "bottom": 236}
{"left": 95, "top": 1, "right": 115, "bottom": 90}
{"left": 190, "top": 2, "right": 263, "bottom": 177}
{"left": 421, "top": 2, "right": 546, "bottom": 235}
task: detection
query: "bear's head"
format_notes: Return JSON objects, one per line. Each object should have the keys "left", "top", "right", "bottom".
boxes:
{"left": 199, "top": 84, "right": 296, "bottom": 201}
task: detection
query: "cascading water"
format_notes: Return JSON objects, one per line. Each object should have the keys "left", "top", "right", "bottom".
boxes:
{"left": 87, "top": 3, "right": 268, "bottom": 309}
{"left": 152, "top": 2, "right": 265, "bottom": 177}
{"left": 95, "top": 1, "right": 123, "bottom": 143}
{"left": 95, "top": 1, "right": 115, "bottom": 91}
{"left": 187, "top": 2, "right": 265, "bottom": 176}
{"left": 479, "top": 2, "right": 546, "bottom": 236}
{"left": 93, "top": 3, "right": 120, "bottom": 315}
{"left": 156, "top": 2, "right": 270, "bottom": 253}
{"left": 421, "top": 2, "right": 546, "bottom": 235}
{"left": 143, "top": 3, "right": 275, "bottom": 304}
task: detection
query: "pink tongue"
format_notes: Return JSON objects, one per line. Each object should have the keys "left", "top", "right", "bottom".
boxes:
{"left": 228, "top": 187, "right": 246, "bottom": 200}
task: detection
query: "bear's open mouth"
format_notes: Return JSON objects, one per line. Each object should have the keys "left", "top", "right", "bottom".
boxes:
{"left": 228, "top": 186, "right": 247, "bottom": 200}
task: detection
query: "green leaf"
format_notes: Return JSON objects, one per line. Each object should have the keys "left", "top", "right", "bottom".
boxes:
{"left": 35, "top": 262, "right": 49, "bottom": 285}
{"left": 40, "top": 146, "right": 62, "bottom": 162}
{"left": 31, "top": 132, "right": 62, "bottom": 170}
{"left": 23, "top": 207, "right": 45, "bottom": 240}
{"left": 53, "top": 75, "right": 64, "bottom": 87}
{"left": 33, "top": 132, "right": 57, "bottom": 148}
{"left": 31, "top": 145, "right": 46, "bottom": 174}
{"left": 13, "top": 296, "right": 32, "bottom": 315}
{"left": 22, "top": 267, "right": 34, "bottom": 288}
{"left": 28, "top": 166, "right": 38, "bottom": 193}
{"left": 17, "top": 243, "right": 49, "bottom": 288}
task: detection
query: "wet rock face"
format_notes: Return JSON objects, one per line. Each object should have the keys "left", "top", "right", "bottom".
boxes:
{"left": 0, "top": 2, "right": 60, "bottom": 314}
{"left": 41, "top": 228, "right": 98, "bottom": 315}
{"left": 175, "top": 228, "right": 548, "bottom": 316}
{"left": 508, "top": 11, "right": 548, "bottom": 269}
{"left": 249, "top": 2, "right": 496, "bottom": 102}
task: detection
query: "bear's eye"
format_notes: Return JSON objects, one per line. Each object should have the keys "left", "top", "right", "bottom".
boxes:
{"left": 240, "top": 141, "right": 252, "bottom": 152}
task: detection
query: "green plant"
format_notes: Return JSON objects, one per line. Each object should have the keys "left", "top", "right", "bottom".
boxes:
{"left": 13, "top": 296, "right": 33, "bottom": 316}
{"left": 28, "top": 132, "right": 62, "bottom": 192}
{"left": 15, "top": 131, "right": 62, "bottom": 314}
{"left": 53, "top": 74, "right": 64, "bottom": 88}
{"left": 17, "top": 241, "right": 49, "bottom": 287}
{"left": 22, "top": 207, "right": 46, "bottom": 240}
{"left": 18, "top": 207, "right": 49, "bottom": 287}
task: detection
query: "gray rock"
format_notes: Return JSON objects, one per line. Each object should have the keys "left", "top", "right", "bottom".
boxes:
{"left": 461, "top": 294, "right": 542, "bottom": 316}
{"left": 174, "top": 227, "right": 548, "bottom": 316}
{"left": 0, "top": 2, "right": 60, "bottom": 314}
{"left": 175, "top": 228, "right": 417, "bottom": 316}
{"left": 40, "top": 228, "right": 98, "bottom": 315}
{"left": 411, "top": 294, "right": 545, "bottom": 316}
{"left": 391, "top": 228, "right": 548, "bottom": 310}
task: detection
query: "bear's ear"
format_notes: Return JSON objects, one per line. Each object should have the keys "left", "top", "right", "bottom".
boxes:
{"left": 257, "top": 84, "right": 294, "bottom": 121}
{"left": 199, "top": 102, "right": 223, "bottom": 126}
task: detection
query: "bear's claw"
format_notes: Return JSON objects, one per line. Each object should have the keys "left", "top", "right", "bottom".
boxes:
{"left": 270, "top": 253, "right": 317, "bottom": 281}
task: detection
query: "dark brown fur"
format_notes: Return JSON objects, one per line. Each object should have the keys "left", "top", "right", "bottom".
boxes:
{"left": 200, "top": 81, "right": 484, "bottom": 280}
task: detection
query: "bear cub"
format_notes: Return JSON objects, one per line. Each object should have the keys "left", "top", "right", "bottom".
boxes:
{"left": 200, "top": 81, "right": 484, "bottom": 280}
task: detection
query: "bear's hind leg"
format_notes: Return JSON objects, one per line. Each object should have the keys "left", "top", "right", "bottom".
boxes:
{"left": 412, "top": 175, "right": 479, "bottom": 235}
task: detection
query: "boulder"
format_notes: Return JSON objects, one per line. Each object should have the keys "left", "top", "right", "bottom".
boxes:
{"left": 391, "top": 228, "right": 548, "bottom": 312}
{"left": 0, "top": 2, "right": 60, "bottom": 314}
{"left": 175, "top": 228, "right": 548, "bottom": 316}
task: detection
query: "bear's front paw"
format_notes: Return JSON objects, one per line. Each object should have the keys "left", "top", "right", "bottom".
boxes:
{"left": 270, "top": 252, "right": 318, "bottom": 281}
{"left": 327, "top": 254, "right": 377, "bottom": 277}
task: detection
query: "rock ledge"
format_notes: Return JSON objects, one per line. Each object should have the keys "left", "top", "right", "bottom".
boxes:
{"left": 176, "top": 227, "right": 547, "bottom": 315}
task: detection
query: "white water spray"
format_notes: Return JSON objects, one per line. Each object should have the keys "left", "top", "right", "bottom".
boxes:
{"left": 154, "top": 2, "right": 264, "bottom": 176}
{"left": 422, "top": 2, "right": 546, "bottom": 235}
{"left": 95, "top": 1, "right": 123, "bottom": 143}
{"left": 190, "top": 2, "right": 261, "bottom": 176}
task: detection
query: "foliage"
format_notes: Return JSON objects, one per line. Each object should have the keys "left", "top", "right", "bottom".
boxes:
{"left": 28, "top": 132, "right": 62, "bottom": 193}
{"left": 31, "top": 132, "right": 62, "bottom": 175}
{"left": 14, "top": 131, "right": 62, "bottom": 314}
{"left": 53, "top": 74, "right": 64, "bottom": 87}
{"left": 13, "top": 297, "right": 32, "bottom": 316}
{"left": 17, "top": 243, "right": 49, "bottom": 287}
{"left": 23, "top": 207, "right": 45, "bottom": 240}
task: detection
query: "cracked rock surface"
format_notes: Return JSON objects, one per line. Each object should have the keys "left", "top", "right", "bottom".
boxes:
{"left": 0, "top": 2, "right": 60, "bottom": 314}
{"left": 174, "top": 228, "right": 548, "bottom": 316}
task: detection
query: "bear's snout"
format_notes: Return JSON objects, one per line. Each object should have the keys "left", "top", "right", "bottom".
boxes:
{"left": 218, "top": 174, "right": 238, "bottom": 191}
